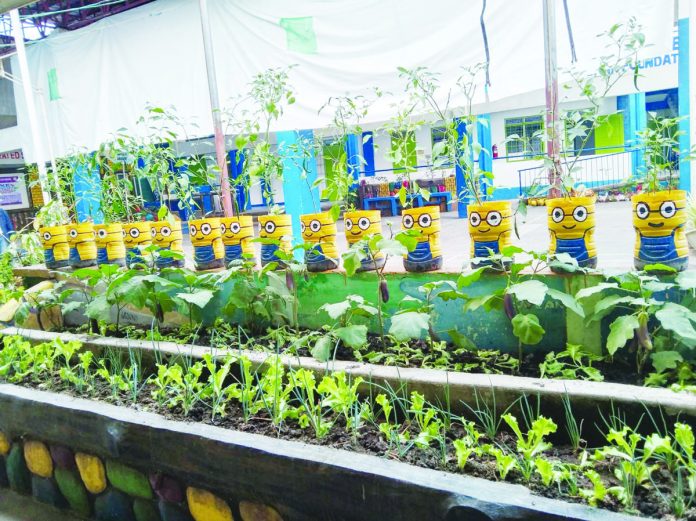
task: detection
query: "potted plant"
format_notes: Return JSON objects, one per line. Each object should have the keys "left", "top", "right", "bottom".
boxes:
{"left": 300, "top": 212, "right": 339, "bottom": 271}
{"left": 235, "top": 67, "right": 296, "bottom": 267}
{"left": 632, "top": 116, "right": 689, "bottom": 271}
{"left": 320, "top": 95, "right": 385, "bottom": 271}
{"left": 400, "top": 65, "right": 493, "bottom": 269}
{"left": 220, "top": 216, "right": 255, "bottom": 265}
{"left": 151, "top": 218, "right": 184, "bottom": 268}
{"left": 545, "top": 20, "right": 645, "bottom": 271}
{"left": 189, "top": 217, "right": 224, "bottom": 270}
{"left": 36, "top": 201, "right": 70, "bottom": 270}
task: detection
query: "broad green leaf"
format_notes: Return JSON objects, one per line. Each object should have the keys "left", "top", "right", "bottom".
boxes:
{"left": 545, "top": 288, "right": 584, "bottom": 317}
{"left": 655, "top": 303, "right": 696, "bottom": 347}
{"left": 507, "top": 280, "right": 548, "bottom": 306}
{"left": 389, "top": 312, "right": 430, "bottom": 341}
{"left": 457, "top": 267, "right": 486, "bottom": 289}
{"left": 575, "top": 282, "right": 619, "bottom": 300}
{"left": 677, "top": 270, "right": 696, "bottom": 291}
{"left": 176, "top": 290, "right": 215, "bottom": 309}
{"left": 334, "top": 325, "right": 368, "bottom": 349}
{"left": 85, "top": 296, "right": 112, "bottom": 321}
{"left": 341, "top": 250, "right": 363, "bottom": 277}
{"left": 511, "top": 313, "right": 545, "bottom": 345}
{"left": 606, "top": 315, "right": 640, "bottom": 355}
{"left": 650, "top": 351, "right": 683, "bottom": 373}
{"left": 376, "top": 238, "right": 408, "bottom": 257}
{"left": 448, "top": 329, "right": 477, "bottom": 351}
{"left": 321, "top": 300, "right": 352, "bottom": 320}
{"left": 590, "top": 295, "right": 635, "bottom": 323}
{"left": 311, "top": 335, "right": 333, "bottom": 362}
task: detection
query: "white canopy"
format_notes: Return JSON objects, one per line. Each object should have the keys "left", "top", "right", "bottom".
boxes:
{"left": 8, "top": 0, "right": 679, "bottom": 161}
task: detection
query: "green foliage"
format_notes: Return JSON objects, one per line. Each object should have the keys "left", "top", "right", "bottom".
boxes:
{"left": 539, "top": 344, "right": 604, "bottom": 381}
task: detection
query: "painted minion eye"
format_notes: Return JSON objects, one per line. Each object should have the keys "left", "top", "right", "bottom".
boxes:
{"left": 97, "top": 229, "right": 107, "bottom": 239}
{"left": 358, "top": 217, "right": 371, "bottom": 230}
{"left": 636, "top": 202, "right": 650, "bottom": 220}
{"left": 418, "top": 214, "right": 432, "bottom": 228}
{"left": 220, "top": 223, "right": 227, "bottom": 233}
{"left": 189, "top": 225, "right": 197, "bottom": 235}
{"left": 151, "top": 227, "right": 157, "bottom": 237}
{"left": 660, "top": 201, "right": 677, "bottom": 219}
{"left": 130, "top": 228, "right": 141, "bottom": 238}
{"left": 469, "top": 212, "right": 481, "bottom": 227}
{"left": 403, "top": 215, "right": 414, "bottom": 229}
{"left": 345, "top": 219, "right": 353, "bottom": 231}
{"left": 201, "top": 223, "right": 212, "bottom": 235}
{"left": 551, "top": 208, "right": 564, "bottom": 223}
{"left": 486, "top": 211, "right": 502, "bottom": 227}
{"left": 309, "top": 220, "right": 321, "bottom": 233}
{"left": 301, "top": 222, "right": 306, "bottom": 233}
{"left": 572, "top": 206, "right": 588, "bottom": 222}
{"left": 43, "top": 232, "right": 51, "bottom": 241}
{"left": 161, "top": 226, "right": 171, "bottom": 237}
{"left": 69, "top": 229, "right": 78, "bottom": 239}
{"left": 264, "top": 221, "right": 276, "bottom": 234}
{"left": 231, "top": 222, "right": 241, "bottom": 233}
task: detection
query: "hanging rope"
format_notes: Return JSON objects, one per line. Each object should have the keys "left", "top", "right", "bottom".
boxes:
{"left": 562, "top": 0, "right": 577, "bottom": 63}
{"left": 480, "top": 0, "right": 491, "bottom": 88}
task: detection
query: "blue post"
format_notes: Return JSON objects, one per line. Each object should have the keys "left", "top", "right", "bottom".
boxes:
{"left": 454, "top": 118, "right": 471, "bottom": 218}
{"left": 362, "top": 131, "right": 375, "bottom": 177}
{"left": 617, "top": 93, "right": 647, "bottom": 177}
{"left": 678, "top": 17, "right": 691, "bottom": 191}
{"left": 277, "top": 129, "right": 320, "bottom": 261}
{"left": 477, "top": 114, "right": 492, "bottom": 198}
{"left": 345, "top": 133, "right": 361, "bottom": 185}
{"left": 73, "top": 158, "right": 103, "bottom": 224}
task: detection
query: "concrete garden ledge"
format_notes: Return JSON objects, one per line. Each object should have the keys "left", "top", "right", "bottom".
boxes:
{"left": 4, "top": 327, "right": 693, "bottom": 423}
{"left": 0, "top": 383, "right": 645, "bottom": 521}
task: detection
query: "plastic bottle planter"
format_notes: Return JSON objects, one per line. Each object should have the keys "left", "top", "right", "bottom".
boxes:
{"left": 301, "top": 212, "right": 339, "bottom": 272}
{"left": 39, "top": 225, "right": 70, "bottom": 269}
{"left": 344, "top": 210, "right": 385, "bottom": 271}
{"left": 66, "top": 223, "right": 97, "bottom": 268}
{"left": 633, "top": 189, "right": 689, "bottom": 272}
{"left": 151, "top": 221, "right": 184, "bottom": 268}
{"left": 189, "top": 218, "right": 225, "bottom": 271}
{"left": 401, "top": 206, "right": 442, "bottom": 272}
{"left": 221, "top": 216, "right": 255, "bottom": 265}
{"left": 547, "top": 196, "right": 597, "bottom": 270}
{"left": 468, "top": 201, "right": 513, "bottom": 267}
{"left": 258, "top": 215, "right": 292, "bottom": 267}
{"left": 123, "top": 222, "right": 152, "bottom": 268}
{"left": 94, "top": 223, "right": 126, "bottom": 267}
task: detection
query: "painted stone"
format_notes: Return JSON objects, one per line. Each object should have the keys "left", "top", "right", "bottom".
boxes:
{"left": 149, "top": 472, "right": 184, "bottom": 503}
{"left": 0, "top": 456, "right": 8, "bottom": 488}
{"left": 55, "top": 467, "right": 91, "bottom": 517}
{"left": 186, "top": 487, "right": 233, "bottom": 521}
{"left": 94, "top": 488, "right": 136, "bottom": 521}
{"left": 6, "top": 444, "right": 31, "bottom": 494}
{"left": 50, "top": 444, "right": 76, "bottom": 470}
{"left": 0, "top": 432, "right": 9, "bottom": 455}
{"left": 32, "top": 475, "right": 68, "bottom": 508}
{"left": 106, "top": 460, "right": 153, "bottom": 499}
{"left": 24, "top": 440, "right": 53, "bottom": 478}
{"left": 158, "top": 500, "right": 194, "bottom": 521}
{"left": 134, "top": 498, "right": 162, "bottom": 521}
{"left": 239, "top": 501, "right": 283, "bottom": 521}
{"left": 75, "top": 452, "right": 107, "bottom": 494}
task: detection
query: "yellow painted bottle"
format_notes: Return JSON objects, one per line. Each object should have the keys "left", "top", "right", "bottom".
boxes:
{"left": 189, "top": 218, "right": 224, "bottom": 271}
{"left": 344, "top": 210, "right": 385, "bottom": 271}
{"left": 301, "top": 211, "right": 339, "bottom": 272}
{"left": 94, "top": 223, "right": 126, "bottom": 267}
{"left": 547, "top": 196, "right": 597, "bottom": 271}
{"left": 468, "top": 201, "right": 513, "bottom": 267}
{"left": 220, "top": 216, "right": 255, "bottom": 265}
{"left": 123, "top": 222, "right": 153, "bottom": 268}
{"left": 401, "top": 206, "right": 442, "bottom": 272}
{"left": 39, "top": 225, "right": 70, "bottom": 269}
{"left": 152, "top": 220, "right": 185, "bottom": 268}
{"left": 258, "top": 214, "right": 292, "bottom": 267}
{"left": 66, "top": 222, "right": 97, "bottom": 268}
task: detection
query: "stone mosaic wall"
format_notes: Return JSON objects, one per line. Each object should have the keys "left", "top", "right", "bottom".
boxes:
{"left": 0, "top": 431, "right": 283, "bottom": 521}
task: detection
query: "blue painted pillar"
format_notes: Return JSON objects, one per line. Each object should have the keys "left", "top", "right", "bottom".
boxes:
{"left": 73, "top": 158, "right": 103, "bottom": 224}
{"left": 277, "top": 129, "right": 320, "bottom": 260}
{"left": 454, "top": 118, "right": 472, "bottom": 218}
{"left": 228, "top": 150, "right": 249, "bottom": 212}
{"left": 477, "top": 114, "right": 492, "bottom": 198}
{"left": 345, "top": 133, "right": 361, "bottom": 184}
{"left": 362, "top": 131, "right": 375, "bottom": 177}
{"left": 678, "top": 17, "right": 691, "bottom": 191}
{"left": 617, "top": 93, "right": 647, "bottom": 176}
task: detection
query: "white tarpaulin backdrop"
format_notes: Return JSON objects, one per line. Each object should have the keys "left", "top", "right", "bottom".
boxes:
{"left": 7, "top": 0, "right": 680, "bottom": 161}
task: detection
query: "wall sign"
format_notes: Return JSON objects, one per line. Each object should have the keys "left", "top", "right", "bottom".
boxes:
{"left": 0, "top": 173, "right": 30, "bottom": 210}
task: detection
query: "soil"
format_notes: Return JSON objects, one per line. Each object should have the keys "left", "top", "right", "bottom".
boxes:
{"left": 19, "top": 373, "right": 685, "bottom": 521}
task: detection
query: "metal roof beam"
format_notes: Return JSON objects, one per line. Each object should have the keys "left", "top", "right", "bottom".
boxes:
{"left": 0, "top": 1, "right": 36, "bottom": 15}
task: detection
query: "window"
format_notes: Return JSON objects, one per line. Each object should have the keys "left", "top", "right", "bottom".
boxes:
{"left": 504, "top": 116, "right": 543, "bottom": 158}
{"left": 0, "top": 58, "right": 18, "bottom": 129}
{"left": 322, "top": 138, "right": 344, "bottom": 181}
{"left": 565, "top": 112, "right": 624, "bottom": 156}
{"left": 390, "top": 131, "right": 417, "bottom": 171}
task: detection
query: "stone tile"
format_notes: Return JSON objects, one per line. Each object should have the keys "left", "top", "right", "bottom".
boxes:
{"left": 31, "top": 475, "right": 67, "bottom": 508}
{"left": 75, "top": 452, "right": 107, "bottom": 495}
{"left": 6, "top": 445, "right": 30, "bottom": 495}
{"left": 239, "top": 501, "right": 284, "bottom": 521}
{"left": 23, "top": 441, "right": 53, "bottom": 478}
{"left": 106, "top": 460, "right": 152, "bottom": 500}
{"left": 149, "top": 472, "right": 184, "bottom": 504}
{"left": 54, "top": 467, "right": 90, "bottom": 517}
{"left": 50, "top": 445, "right": 76, "bottom": 471}
{"left": 133, "top": 498, "right": 161, "bottom": 521}
{"left": 186, "top": 487, "right": 233, "bottom": 521}
{"left": 94, "top": 488, "right": 135, "bottom": 521}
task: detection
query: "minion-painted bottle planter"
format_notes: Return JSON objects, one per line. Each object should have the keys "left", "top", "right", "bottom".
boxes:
{"left": 301, "top": 212, "right": 339, "bottom": 272}
{"left": 66, "top": 223, "right": 98, "bottom": 268}
{"left": 221, "top": 216, "right": 255, "bottom": 265}
{"left": 258, "top": 214, "right": 292, "bottom": 267}
{"left": 547, "top": 196, "right": 597, "bottom": 270}
{"left": 123, "top": 222, "right": 152, "bottom": 268}
{"left": 189, "top": 218, "right": 225, "bottom": 271}
{"left": 39, "top": 225, "right": 70, "bottom": 270}
{"left": 633, "top": 189, "right": 689, "bottom": 272}
{"left": 151, "top": 220, "right": 184, "bottom": 268}
{"left": 468, "top": 201, "right": 513, "bottom": 267}
{"left": 344, "top": 210, "right": 385, "bottom": 271}
{"left": 401, "top": 206, "right": 442, "bottom": 272}
{"left": 94, "top": 223, "right": 126, "bottom": 267}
